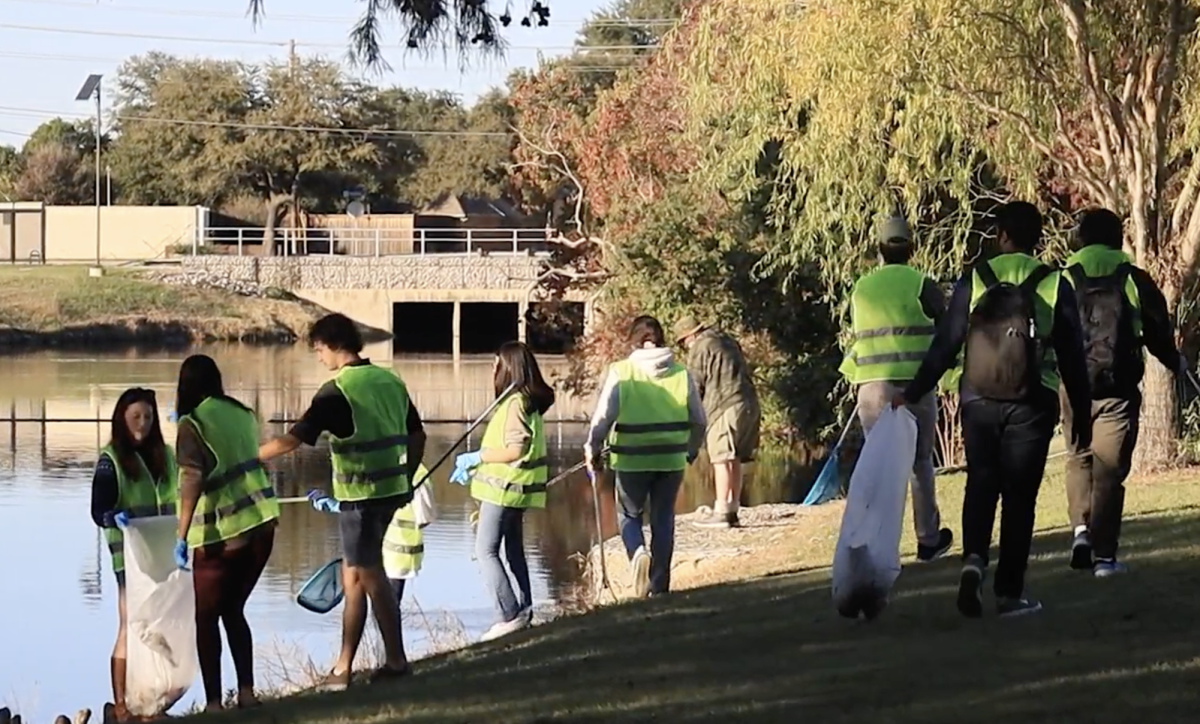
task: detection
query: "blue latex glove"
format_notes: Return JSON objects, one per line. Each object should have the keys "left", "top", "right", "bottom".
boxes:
{"left": 307, "top": 488, "right": 341, "bottom": 513}
{"left": 102, "top": 510, "right": 129, "bottom": 529}
{"left": 173, "top": 539, "right": 190, "bottom": 570}
{"left": 450, "top": 451, "right": 483, "bottom": 485}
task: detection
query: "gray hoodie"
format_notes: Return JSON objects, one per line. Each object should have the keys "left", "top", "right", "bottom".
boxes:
{"left": 584, "top": 345, "right": 707, "bottom": 463}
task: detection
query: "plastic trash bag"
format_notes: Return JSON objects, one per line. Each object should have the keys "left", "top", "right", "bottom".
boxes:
{"left": 297, "top": 558, "right": 344, "bottom": 614}
{"left": 831, "top": 406, "right": 918, "bottom": 620}
{"left": 123, "top": 516, "right": 197, "bottom": 716}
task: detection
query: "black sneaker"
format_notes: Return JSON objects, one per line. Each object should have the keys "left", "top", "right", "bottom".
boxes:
{"left": 1070, "top": 532, "right": 1093, "bottom": 570}
{"left": 956, "top": 557, "right": 985, "bottom": 618}
{"left": 917, "top": 528, "right": 954, "bottom": 562}
{"left": 997, "top": 596, "right": 1043, "bottom": 618}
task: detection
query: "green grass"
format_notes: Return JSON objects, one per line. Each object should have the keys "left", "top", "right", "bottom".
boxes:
{"left": 0, "top": 266, "right": 234, "bottom": 329}
{"left": 200, "top": 465, "right": 1200, "bottom": 724}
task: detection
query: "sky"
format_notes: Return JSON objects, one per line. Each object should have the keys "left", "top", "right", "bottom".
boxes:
{"left": 0, "top": 0, "right": 611, "bottom": 144}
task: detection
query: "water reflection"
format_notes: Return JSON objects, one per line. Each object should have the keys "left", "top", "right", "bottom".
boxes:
{"left": 0, "top": 346, "right": 816, "bottom": 719}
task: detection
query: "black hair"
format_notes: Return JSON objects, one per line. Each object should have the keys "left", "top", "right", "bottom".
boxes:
{"left": 628, "top": 315, "right": 666, "bottom": 347}
{"left": 878, "top": 240, "right": 912, "bottom": 264}
{"left": 494, "top": 340, "right": 556, "bottom": 416}
{"left": 308, "top": 313, "right": 364, "bottom": 354}
{"left": 108, "top": 387, "right": 167, "bottom": 482}
{"left": 1075, "top": 207, "right": 1123, "bottom": 251}
{"left": 994, "top": 201, "right": 1043, "bottom": 252}
{"left": 175, "top": 354, "right": 253, "bottom": 419}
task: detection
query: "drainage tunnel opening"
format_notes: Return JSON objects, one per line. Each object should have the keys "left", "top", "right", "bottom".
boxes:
{"left": 393, "top": 302, "right": 454, "bottom": 353}
{"left": 526, "top": 301, "right": 585, "bottom": 354}
{"left": 460, "top": 302, "right": 520, "bottom": 354}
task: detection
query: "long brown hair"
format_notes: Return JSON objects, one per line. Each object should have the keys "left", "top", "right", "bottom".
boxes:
{"left": 108, "top": 387, "right": 167, "bottom": 481}
{"left": 493, "top": 341, "right": 555, "bottom": 416}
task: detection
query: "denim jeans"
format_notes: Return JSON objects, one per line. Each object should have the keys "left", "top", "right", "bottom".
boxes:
{"left": 615, "top": 470, "right": 684, "bottom": 594}
{"left": 474, "top": 502, "right": 531, "bottom": 624}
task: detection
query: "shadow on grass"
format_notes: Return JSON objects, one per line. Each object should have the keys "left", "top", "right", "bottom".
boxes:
{"left": 229, "top": 512, "right": 1200, "bottom": 724}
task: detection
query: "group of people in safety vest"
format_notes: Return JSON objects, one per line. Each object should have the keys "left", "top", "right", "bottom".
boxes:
{"left": 839, "top": 201, "right": 1189, "bottom": 618}
{"left": 90, "top": 307, "right": 764, "bottom": 719}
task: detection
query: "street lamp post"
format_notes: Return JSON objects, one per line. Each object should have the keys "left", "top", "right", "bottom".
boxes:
{"left": 75, "top": 73, "right": 103, "bottom": 276}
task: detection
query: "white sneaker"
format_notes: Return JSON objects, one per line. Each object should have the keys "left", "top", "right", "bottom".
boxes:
{"left": 631, "top": 546, "right": 652, "bottom": 598}
{"left": 480, "top": 614, "right": 531, "bottom": 642}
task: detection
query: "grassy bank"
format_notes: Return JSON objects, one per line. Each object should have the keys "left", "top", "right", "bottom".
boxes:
{"left": 187, "top": 462, "right": 1200, "bottom": 723}
{"left": 0, "top": 266, "right": 326, "bottom": 349}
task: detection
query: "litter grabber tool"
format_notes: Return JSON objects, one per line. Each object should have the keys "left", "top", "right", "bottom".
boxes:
{"left": 803, "top": 410, "right": 857, "bottom": 506}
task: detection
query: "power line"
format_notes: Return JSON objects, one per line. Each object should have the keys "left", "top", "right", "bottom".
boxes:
{"left": 0, "top": 0, "right": 680, "bottom": 28}
{"left": 0, "top": 22, "right": 662, "bottom": 52}
{"left": 0, "top": 104, "right": 513, "bottom": 139}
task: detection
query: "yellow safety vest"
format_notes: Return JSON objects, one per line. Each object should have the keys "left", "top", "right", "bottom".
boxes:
{"left": 607, "top": 359, "right": 691, "bottom": 472}
{"left": 329, "top": 364, "right": 412, "bottom": 504}
{"left": 180, "top": 397, "right": 279, "bottom": 548}
{"left": 470, "top": 395, "right": 549, "bottom": 509}
{"left": 839, "top": 264, "right": 936, "bottom": 384}
{"left": 100, "top": 444, "right": 178, "bottom": 575}
{"left": 382, "top": 465, "right": 429, "bottom": 579}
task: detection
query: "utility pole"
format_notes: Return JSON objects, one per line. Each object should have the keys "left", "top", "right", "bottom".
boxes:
{"left": 75, "top": 73, "right": 103, "bottom": 276}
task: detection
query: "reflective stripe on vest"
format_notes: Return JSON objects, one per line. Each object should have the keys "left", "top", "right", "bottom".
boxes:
{"left": 383, "top": 464, "right": 427, "bottom": 578}
{"left": 470, "top": 395, "right": 549, "bottom": 509}
{"left": 329, "top": 364, "right": 412, "bottom": 504}
{"left": 968, "top": 253, "right": 1061, "bottom": 392}
{"left": 100, "top": 444, "right": 179, "bottom": 575}
{"left": 1064, "top": 244, "right": 1143, "bottom": 337}
{"left": 181, "top": 397, "right": 280, "bottom": 548}
{"left": 839, "top": 265, "right": 935, "bottom": 384}
{"left": 607, "top": 359, "right": 691, "bottom": 472}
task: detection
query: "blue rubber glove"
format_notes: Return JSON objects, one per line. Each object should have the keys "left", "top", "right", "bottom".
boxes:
{"left": 450, "top": 451, "right": 483, "bottom": 485}
{"left": 102, "top": 510, "right": 129, "bottom": 529}
{"left": 307, "top": 488, "right": 341, "bottom": 513}
{"left": 173, "top": 538, "right": 190, "bottom": 570}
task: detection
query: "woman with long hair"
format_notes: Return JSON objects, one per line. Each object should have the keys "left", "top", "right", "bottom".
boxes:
{"left": 451, "top": 341, "right": 555, "bottom": 642}
{"left": 173, "top": 354, "right": 279, "bottom": 712}
{"left": 90, "top": 387, "right": 177, "bottom": 722}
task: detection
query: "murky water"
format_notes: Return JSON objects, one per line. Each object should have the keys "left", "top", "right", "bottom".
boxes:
{"left": 0, "top": 344, "right": 814, "bottom": 719}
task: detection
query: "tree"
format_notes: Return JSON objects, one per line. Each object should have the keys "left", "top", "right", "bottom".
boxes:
{"left": 14, "top": 143, "right": 93, "bottom": 204}
{"left": 681, "top": 0, "right": 1200, "bottom": 469}
{"left": 247, "top": 0, "right": 553, "bottom": 65}
{"left": 0, "top": 145, "right": 20, "bottom": 200}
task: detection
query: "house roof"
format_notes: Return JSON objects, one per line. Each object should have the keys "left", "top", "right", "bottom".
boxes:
{"left": 418, "top": 193, "right": 524, "bottom": 221}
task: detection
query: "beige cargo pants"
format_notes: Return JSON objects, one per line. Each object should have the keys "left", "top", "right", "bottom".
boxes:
{"left": 856, "top": 380, "right": 943, "bottom": 548}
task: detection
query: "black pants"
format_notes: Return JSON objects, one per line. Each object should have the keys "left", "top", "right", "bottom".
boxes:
{"left": 961, "top": 392, "right": 1058, "bottom": 598}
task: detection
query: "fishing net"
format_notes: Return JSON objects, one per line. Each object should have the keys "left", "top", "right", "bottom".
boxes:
{"left": 296, "top": 558, "right": 344, "bottom": 614}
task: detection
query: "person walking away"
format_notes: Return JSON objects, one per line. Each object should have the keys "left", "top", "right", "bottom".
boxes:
{"left": 839, "top": 216, "right": 954, "bottom": 561}
{"left": 308, "top": 464, "right": 435, "bottom": 651}
{"left": 90, "top": 388, "right": 177, "bottom": 722}
{"left": 894, "top": 201, "right": 1092, "bottom": 618}
{"left": 449, "top": 341, "right": 555, "bottom": 641}
{"left": 672, "top": 315, "right": 761, "bottom": 529}
{"left": 1061, "top": 208, "right": 1189, "bottom": 576}
{"left": 258, "top": 313, "right": 424, "bottom": 689}
{"left": 586, "top": 315, "right": 706, "bottom": 598}
{"left": 172, "top": 355, "right": 279, "bottom": 712}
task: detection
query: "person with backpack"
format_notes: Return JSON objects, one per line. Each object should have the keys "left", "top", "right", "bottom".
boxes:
{"left": 1061, "top": 208, "right": 1189, "bottom": 577}
{"left": 838, "top": 215, "right": 953, "bottom": 561}
{"left": 894, "top": 201, "right": 1093, "bottom": 618}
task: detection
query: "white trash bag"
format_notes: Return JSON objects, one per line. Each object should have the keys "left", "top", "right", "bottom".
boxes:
{"left": 123, "top": 516, "right": 197, "bottom": 716}
{"left": 831, "top": 405, "right": 918, "bottom": 620}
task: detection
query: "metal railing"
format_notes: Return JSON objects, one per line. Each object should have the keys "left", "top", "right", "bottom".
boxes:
{"left": 191, "top": 227, "right": 558, "bottom": 258}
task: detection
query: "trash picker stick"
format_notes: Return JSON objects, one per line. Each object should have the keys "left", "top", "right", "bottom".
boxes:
{"left": 587, "top": 469, "right": 615, "bottom": 602}
{"left": 411, "top": 381, "right": 518, "bottom": 492}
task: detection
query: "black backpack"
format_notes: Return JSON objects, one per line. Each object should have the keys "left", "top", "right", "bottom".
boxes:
{"left": 1067, "top": 263, "right": 1140, "bottom": 398}
{"left": 963, "top": 262, "right": 1054, "bottom": 400}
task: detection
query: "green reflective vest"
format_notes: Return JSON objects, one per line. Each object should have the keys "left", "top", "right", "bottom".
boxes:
{"left": 383, "top": 464, "right": 428, "bottom": 578}
{"left": 969, "top": 253, "right": 1061, "bottom": 392}
{"left": 470, "top": 395, "right": 549, "bottom": 509}
{"left": 607, "top": 359, "right": 691, "bottom": 472}
{"left": 1064, "top": 244, "right": 1143, "bottom": 336}
{"left": 330, "top": 364, "right": 412, "bottom": 504}
{"left": 839, "top": 264, "right": 936, "bottom": 384}
{"left": 101, "top": 444, "right": 179, "bottom": 575}
{"left": 181, "top": 397, "right": 279, "bottom": 549}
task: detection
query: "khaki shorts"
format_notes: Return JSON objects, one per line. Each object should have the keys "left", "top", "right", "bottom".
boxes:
{"left": 706, "top": 403, "right": 761, "bottom": 464}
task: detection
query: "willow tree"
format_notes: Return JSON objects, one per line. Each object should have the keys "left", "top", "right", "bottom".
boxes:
{"left": 682, "top": 0, "right": 1200, "bottom": 470}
